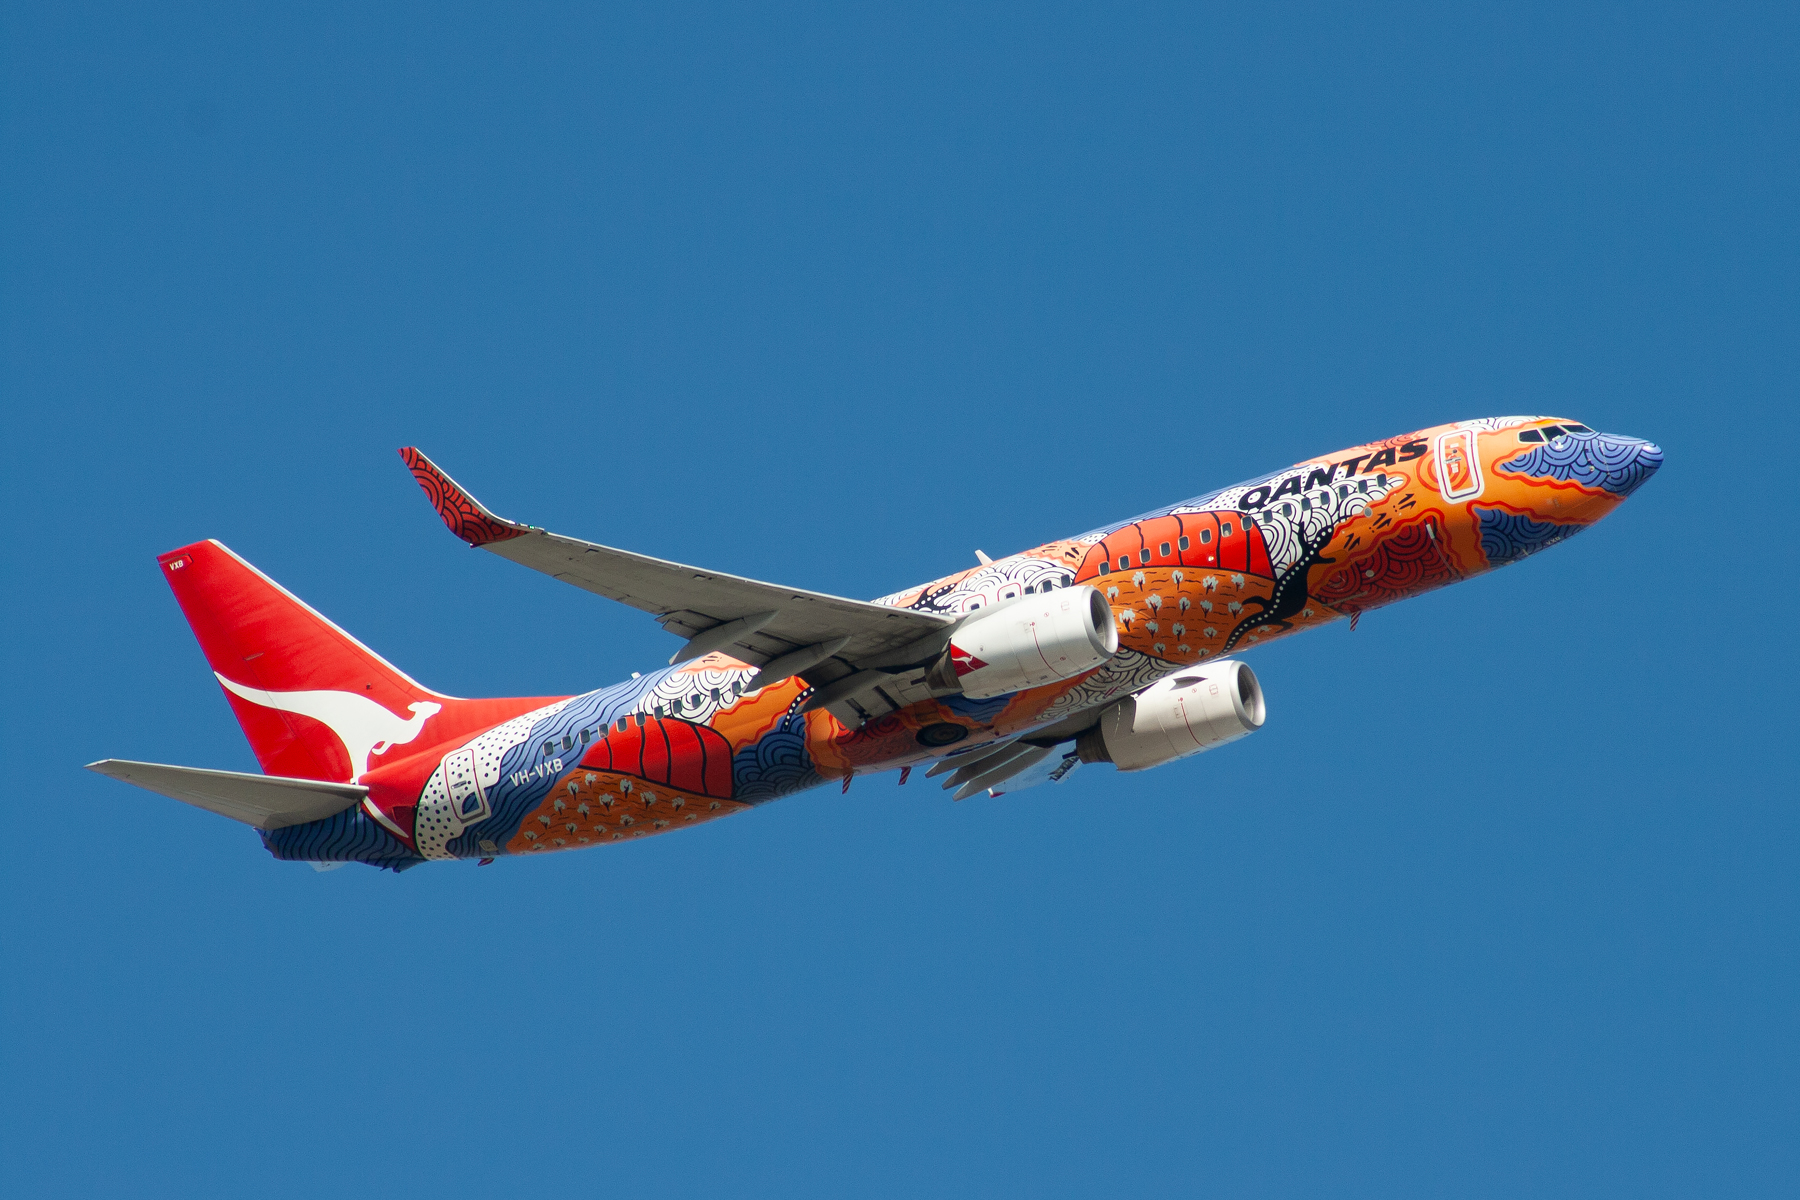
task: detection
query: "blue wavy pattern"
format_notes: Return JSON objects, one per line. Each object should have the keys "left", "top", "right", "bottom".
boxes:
{"left": 262, "top": 669, "right": 684, "bottom": 866}
{"left": 937, "top": 691, "right": 1013, "bottom": 722}
{"left": 1499, "top": 433, "right": 1662, "bottom": 497}
{"left": 1475, "top": 507, "right": 1583, "bottom": 567}
{"left": 732, "top": 704, "right": 820, "bottom": 803}
{"left": 263, "top": 807, "right": 418, "bottom": 869}
{"left": 446, "top": 670, "right": 680, "bottom": 857}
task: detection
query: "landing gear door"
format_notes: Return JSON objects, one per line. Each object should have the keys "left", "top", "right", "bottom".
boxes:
{"left": 444, "top": 748, "right": 489, "bottom": 824}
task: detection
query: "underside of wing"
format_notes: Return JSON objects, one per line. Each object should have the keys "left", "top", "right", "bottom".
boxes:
{"left": 399, "top": 449, "right": 955, "bottom": 718}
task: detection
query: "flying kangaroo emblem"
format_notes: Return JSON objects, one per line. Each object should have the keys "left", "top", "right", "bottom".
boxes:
{"left": 213, "top": 674, "right": 442, "bottom": 781}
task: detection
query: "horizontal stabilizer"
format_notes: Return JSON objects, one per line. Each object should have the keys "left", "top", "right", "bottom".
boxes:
{"left": 86, "top": 759, "right": 369, "bottom": 831}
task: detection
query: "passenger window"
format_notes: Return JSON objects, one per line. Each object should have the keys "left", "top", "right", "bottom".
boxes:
{"left": 1139, "top": 549, "right": 1151, "bottom": 564}
{"left": 1200, "top": 529, "right": 1213, "bottom": 544}
{"left": 634, "top": 713, "right": 646, "bottom": 727}
{"left": 1178, "top": 536, "right": 1190, "bottom": 551}
{"left": 543, "top": 741, "right": 556, "bottom": 756}
{"left": 1097, "top": 561, "right": 1110, "bottom": 574}
{"left": 1117, "top": 556, "right": 1130, "bottom": 570}
{"left": 1159, "top": 542, "right": 1171, "bottom": 557}
{"left": 562, "top": 734, "right": 573, "bottom": 751}
{"left": 1221, "top": 522, "right": 1233, "bottom": 537}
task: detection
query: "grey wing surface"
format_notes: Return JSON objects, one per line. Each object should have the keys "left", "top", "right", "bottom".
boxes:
{"left": 398, "top": 448, "right": 954, "bottom": 722}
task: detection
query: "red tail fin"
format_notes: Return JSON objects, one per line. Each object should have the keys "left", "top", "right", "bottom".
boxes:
{"left": 159, "top": 540, "right": 554, "bottom": 783}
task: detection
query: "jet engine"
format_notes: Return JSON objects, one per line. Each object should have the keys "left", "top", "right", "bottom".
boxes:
{"left": 926, "top": 585, "right": 1119, "bottom": 700}
{"left": 1076, "top": 659, "right": 1265, "bottom": 771}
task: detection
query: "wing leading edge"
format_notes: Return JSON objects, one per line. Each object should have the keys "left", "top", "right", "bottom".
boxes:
{"left": 399, "top": 449, "right": 954, "bottom": 708}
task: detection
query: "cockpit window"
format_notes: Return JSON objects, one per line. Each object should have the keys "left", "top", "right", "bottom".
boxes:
{"left": 1564, "top": 423, "right": 1593, "bottom": 433}
{"left": 1517, "top": 428, "right": 1544, "bottom": 443}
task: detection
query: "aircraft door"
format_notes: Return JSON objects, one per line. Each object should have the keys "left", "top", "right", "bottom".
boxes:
{"left": 443, "top": 747, "right": 489, "bottom": 824}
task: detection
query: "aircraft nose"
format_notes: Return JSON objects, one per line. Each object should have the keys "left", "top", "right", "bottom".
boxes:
{"left": 1521, "top": 428, "right": 1663, "bottom": 498}
{"left": 1589, "top": 432, "right": 1663, "bottom": 498}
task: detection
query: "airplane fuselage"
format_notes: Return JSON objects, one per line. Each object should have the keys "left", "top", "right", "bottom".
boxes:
{"left": 254, "top": 414, "right": 1660, "bottom": 867}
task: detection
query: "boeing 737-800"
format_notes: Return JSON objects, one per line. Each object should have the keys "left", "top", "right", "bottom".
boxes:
{"left": 90, "top": 417, "right": 1662, "bottom": 870}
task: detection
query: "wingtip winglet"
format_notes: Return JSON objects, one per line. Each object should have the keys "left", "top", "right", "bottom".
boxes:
{"left": 398, "top": 447, "right": 528, "bottom": 547}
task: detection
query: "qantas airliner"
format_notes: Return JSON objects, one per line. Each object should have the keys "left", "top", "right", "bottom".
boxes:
{"left": 90, "top": 418, "right": 1662, "bottom": 870}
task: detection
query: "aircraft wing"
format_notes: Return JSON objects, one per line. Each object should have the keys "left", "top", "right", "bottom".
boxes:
{"left": 399, "top": 448, "right": 954, "bottom": 680}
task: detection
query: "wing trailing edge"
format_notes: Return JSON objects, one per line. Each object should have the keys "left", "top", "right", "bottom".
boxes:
{"left": 396, "top": 448, "right": 954, "bottom": 704}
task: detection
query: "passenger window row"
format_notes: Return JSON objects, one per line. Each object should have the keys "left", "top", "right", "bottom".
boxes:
{"left": 1096, "top": 518, "right": 1246, "bottom": 575}
{"left": 963, "top": 574, "right": 1074, "bottom": 611}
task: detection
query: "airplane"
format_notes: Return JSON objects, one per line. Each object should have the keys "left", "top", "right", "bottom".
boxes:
{"left": 89, "top": 416, "right": 1663, "bottom": 870}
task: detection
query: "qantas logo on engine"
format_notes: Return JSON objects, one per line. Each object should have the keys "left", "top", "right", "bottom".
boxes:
{"left": 949, "top": 645, "right": 988, "bottom": 677}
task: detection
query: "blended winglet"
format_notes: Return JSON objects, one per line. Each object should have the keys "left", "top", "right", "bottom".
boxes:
{"left": 399, "top": 447, "right": 529, "bottom": 546}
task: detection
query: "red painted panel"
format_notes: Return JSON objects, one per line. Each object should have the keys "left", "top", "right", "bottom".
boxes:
{"left": 664, "top": 720, "right": 703, "bottom": 793}
{"left": 579, "top": 715, "right": 734, "bottom": 799}
{"left": 1246, "top": 520, "right": 1273, "bottom": 577}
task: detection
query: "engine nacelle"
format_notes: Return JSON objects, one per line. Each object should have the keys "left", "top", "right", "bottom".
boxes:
{"left": 1076, "top": 659, "right": 1265, "bottom": 771}
{"left": 927, "top": 585, "right": 1119, "bottom": 700}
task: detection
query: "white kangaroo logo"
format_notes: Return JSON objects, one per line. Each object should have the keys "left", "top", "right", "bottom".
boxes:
{"left": 214, "top": 674, "right": 442, "bottom": 781}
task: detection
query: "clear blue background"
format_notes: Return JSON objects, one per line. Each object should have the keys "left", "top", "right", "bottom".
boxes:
{"left": 4, "top": 4, "right": 1796, "bottom": 1196}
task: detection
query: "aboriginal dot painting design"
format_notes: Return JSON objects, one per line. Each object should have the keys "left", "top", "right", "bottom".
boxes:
{"left": 265, "top": 416, "right": 1663, "bottom": 867}
{"left": 400, "top": 447, "right": 526, "bottom": 546}
{"left": 1497, "top": 432, "right": 1664, "bottom": 498}
{"left": 411, "top": 701, "right": 568, "bottom": 859}
{"left": 510, "top": 768, "right": 747, "bottom": 853}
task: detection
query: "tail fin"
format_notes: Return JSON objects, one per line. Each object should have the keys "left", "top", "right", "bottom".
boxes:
{"left": 160, "top": 540, "right": 502, "bottom": 784}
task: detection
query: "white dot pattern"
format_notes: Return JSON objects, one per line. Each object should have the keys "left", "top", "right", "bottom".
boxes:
{"left": 412, "top": 698, "right": 572, "bottom": 860}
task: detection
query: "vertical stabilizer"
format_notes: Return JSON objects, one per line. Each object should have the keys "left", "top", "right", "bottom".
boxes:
{"left": 158, "top": 540, "right": 550, "bottom": 785}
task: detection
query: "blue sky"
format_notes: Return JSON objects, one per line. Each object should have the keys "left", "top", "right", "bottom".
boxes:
{"left": 3, "top": 3, "right": 1796, "bottom": 1196}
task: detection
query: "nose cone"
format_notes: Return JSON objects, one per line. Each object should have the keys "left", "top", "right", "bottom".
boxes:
{"left": 1586, "top": 432, "right": 1663, "bottom": 497}
{"left": 1508, "top": 429, "right": 1663, "bottom": 499}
